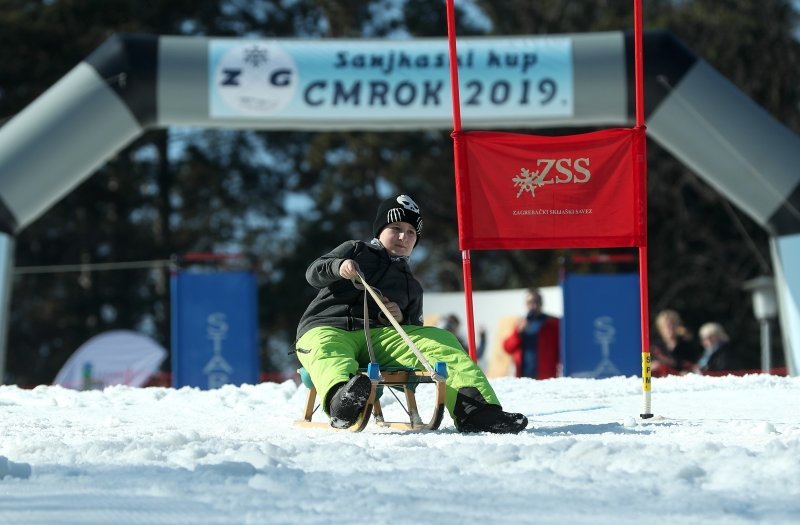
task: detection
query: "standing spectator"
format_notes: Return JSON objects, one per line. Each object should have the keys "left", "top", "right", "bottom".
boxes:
{"left": 651, "top": 309, "right": 703, "bottom": 375}
{"left": 437, "top": 313, "right": 486, "bottom": 360}
{"left": 502, "top": 288, "right": 560, "bottom": 379}
{"left": 695, "top": 322, "right": 746, "bottom": 374}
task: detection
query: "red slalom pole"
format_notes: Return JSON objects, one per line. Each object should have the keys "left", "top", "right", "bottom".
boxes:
{"left": 633, "top": 0, "right": 653, "bottom": 418}
{"left": 445, "top": 0, "right": 477, "bottom": 362}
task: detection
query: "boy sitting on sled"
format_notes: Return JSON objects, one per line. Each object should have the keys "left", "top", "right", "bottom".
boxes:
{"left": 295, "top": 193, "right": 527, "bottom": 433}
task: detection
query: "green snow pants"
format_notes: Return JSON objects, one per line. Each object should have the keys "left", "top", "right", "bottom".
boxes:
{"left": 295, "top": 325, "right": 500, "bottom": 418}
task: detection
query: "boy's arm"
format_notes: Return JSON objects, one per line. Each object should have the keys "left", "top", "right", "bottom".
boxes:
{"left": 305, "top": 241, "right": 359, "bottom": 288}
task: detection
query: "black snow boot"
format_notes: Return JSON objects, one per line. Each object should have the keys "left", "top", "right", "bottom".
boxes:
{"left": 327, "top": 374, "right": 372, "bottom": 429}
{"left": 457, "top": 405, "right": 528, "bottom": 434}
{"left": 454, "top": 387, "right": 528, "bottom": 434}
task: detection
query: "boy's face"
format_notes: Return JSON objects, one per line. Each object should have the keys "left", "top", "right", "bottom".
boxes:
{"left": 378, "top": 221, "right": 417, "bottom": 257}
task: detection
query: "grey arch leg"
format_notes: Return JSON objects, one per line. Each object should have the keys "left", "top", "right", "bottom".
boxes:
{"left": 0, "top": 234, "right": 14, "bottom": 384}
{"left": 772, "top": 236, "right": 800, "bottom": 375}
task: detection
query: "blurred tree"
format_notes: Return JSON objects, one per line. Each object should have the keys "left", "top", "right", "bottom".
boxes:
{"left": 1, "top": 0, "right": 797, "bottom": 383}
{"left": 641, "top": 0, "right": 797, "bottom": 366}
{"left": 0, "top": 0, "right": 320, "bottom": 383}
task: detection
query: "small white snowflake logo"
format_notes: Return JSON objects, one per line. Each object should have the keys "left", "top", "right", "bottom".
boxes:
{"left": 512, "top": 167, "right": 547, "bottom": 198}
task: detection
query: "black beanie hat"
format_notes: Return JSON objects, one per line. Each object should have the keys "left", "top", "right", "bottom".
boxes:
{"left": 373, "top": 194, "right": 423, "bottom": 241}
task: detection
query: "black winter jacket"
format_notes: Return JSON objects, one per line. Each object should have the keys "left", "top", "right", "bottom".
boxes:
{"left": 702, "top": 342, "right": 746, "bottom": 373}
{"left": 295, "top": 240, "right": 424, "bottom": 341}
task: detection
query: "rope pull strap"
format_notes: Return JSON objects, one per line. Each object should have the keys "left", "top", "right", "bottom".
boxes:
{"left": 354, "top": 272, "right": 445, "bottom": 383}
{"left": 361, "top": 284, "right": 381, "bottom": 379}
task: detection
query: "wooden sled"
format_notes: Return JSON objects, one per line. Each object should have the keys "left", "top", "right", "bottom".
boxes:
{"left": 295, "top": 365, "right": 448, "bottom": 432}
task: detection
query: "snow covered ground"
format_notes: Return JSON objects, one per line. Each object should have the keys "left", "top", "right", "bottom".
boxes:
{"left": 0, "top": 373, "right": 798, "bottom": 524}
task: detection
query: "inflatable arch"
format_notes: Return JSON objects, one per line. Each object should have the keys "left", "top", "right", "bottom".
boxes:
{"left": 0, "top": 31, "right": 798, "bottom": 378}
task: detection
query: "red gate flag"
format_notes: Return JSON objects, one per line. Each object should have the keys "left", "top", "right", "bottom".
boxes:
{"left": 453, "top": 127, "right": 646, "bottom": 250}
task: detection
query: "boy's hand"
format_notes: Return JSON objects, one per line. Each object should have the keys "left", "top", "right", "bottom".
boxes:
{"left": 381, "top": 297, "right": 403, "bottom": 323}
{"left": 338, "top": 259, "right": 360, "bottom": 280}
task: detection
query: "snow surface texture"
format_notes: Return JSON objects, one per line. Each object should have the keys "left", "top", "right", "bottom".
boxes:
{"left": 1, "top": 374, "right": 799, "bottom": 524}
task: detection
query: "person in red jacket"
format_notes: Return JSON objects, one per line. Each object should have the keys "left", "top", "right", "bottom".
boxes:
{"left": 502, "top": 288, "right": 560, "bottom": 379}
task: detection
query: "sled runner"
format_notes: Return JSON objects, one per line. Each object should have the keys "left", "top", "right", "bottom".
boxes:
{"left": 295, "top": 364, "right": 447, "bottom": 431}
{"left": 295, "top": 273, "right": 448, "bottom": 432}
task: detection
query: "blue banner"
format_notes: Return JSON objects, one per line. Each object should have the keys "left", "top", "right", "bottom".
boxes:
{"left": 561, "top": 273, "right": 641, "bottom": 378}
{"left": 171, "top": 271, "right": 259, "bottom": 389}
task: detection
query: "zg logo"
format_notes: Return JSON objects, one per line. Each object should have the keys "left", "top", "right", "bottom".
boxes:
{"left": 215, "top": 43, "right": 298, "bottom": 116}
{"left": 512, "top": 158, "right": 591, "bottom": 197}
